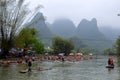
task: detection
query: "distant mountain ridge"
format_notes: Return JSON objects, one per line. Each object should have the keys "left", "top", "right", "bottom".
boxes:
{"left": 74, "top": 18, "right": 106, "bottom": 39}
{"left": 49, "top": 18, "right": 76, "bottom": 38}
{"left": 27, "top": 12, "right": 113, "bottom": 52}
{"left": 74, "top": 18, "right": 112, "bottom": 50}
{"left": 99, "top": 27, "right": 120, "bottom": 42}
{"left": 27, "top": 12, "right": 54, "bottom": 46}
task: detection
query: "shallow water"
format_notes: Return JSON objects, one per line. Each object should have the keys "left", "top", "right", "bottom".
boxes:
{"left": 0, "top": 56, "right": 120, "bottom": 80}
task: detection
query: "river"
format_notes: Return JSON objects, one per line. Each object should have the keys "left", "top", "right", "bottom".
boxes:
{"left": 0, "top": 56, "right": 120, "bottom": 80}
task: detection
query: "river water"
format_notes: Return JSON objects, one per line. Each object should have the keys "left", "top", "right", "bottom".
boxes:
{"left": 0, "top": 56, "right": 120, "bottom": 80}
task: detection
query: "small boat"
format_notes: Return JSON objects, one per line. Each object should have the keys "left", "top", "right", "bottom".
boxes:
{"left": 19, "top": 70, "right": 28, "bottom": 73}
{"left": 34, "top": 67, "right": 52, "bottom": 71}
{"left": 106, "top": 65, "right": 114, "bottom": 68}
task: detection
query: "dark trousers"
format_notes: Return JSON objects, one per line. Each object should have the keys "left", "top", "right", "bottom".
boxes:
{"left": 28, "top": 67, "right": 31, "bottom": 72}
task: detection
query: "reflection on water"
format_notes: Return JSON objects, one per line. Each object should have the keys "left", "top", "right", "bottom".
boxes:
{"left": 117, "top": 57, "right": 120, "bottom": 80}
{"left": 0, "top": 56, "right": 120, "bottom": 80}
{"left": 108, "top": 68, "right": 114, "bottom": 74}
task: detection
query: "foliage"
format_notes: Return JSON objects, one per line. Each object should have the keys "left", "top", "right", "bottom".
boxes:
{"left": 15, "top": 28, "right": 37, "bottom": 47}
{"left": 78, "top": 48, "right": 91, "bottom": 55}
{"left": 0, "top": 0, "right": 41, "bottom": 55}
{"left": 71, "top": 50, "right": 76, "bottom": 54}
{"left": 116, "top": 36, "right": 120, "bottom": 56}
{"left": 44, "top": 46, "right": 53, "bottom": 54}
{"left": 52, "top": 36, "right": 74, "bottom": 55}
{"left": 33, "top": 40, "right": 44, "bottom": 54}
{"left": 103, "top": 47, "right": 116, "bottom": 55}
{"left": 69, "top": 36, "right": 87, "bottom": 50}
{"left": 16, "top": 28, "right": 44, "bottom": 54}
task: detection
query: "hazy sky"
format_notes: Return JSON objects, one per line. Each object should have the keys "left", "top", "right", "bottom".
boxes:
{"left": 27, "top": 0, "right": 120, "bottom": 28}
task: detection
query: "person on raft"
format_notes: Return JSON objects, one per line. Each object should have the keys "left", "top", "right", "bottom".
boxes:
{"left": 28, "top": 59, "right": 32, "bottom": 72}
{"left": 108, "top": 57, "right": 114, "bottom": 66}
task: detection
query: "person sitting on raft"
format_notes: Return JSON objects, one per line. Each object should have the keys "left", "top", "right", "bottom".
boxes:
{"left": 108, "top": 57, "right": 114, "bottom": 66}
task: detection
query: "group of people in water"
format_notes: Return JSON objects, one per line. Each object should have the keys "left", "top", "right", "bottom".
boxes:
{"left": 0, "top": 53, "right": 115, "bottom": 72}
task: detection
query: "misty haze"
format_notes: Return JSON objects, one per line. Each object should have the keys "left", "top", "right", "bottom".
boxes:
{"left": 26, "top": 0, "right": 120, "bottom": 52}
{"left": 0, "top": 0, "right": 120, "bottom": 80}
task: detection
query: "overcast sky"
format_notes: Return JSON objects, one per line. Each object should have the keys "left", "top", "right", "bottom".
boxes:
{"left": 27, "top": 0, "right": 120, "bottom": 28}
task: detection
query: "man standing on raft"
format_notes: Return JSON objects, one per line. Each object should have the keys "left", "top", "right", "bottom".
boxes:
{"left": 28, "top": 59, "right": 32, "bottom": 72}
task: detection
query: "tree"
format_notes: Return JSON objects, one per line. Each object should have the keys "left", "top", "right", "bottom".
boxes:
{"left": 15, "top": 28, "right": 37, "bottom": 48}
{"left": 116, "top": 36, "right": 120, "bottom": 56}
{"left": 16, "top": 27, "right": 44, "bottom": 54}
{"left": 52, "top": 36, "right": 74, "bottom": 55}
{"left": 103, "top": 48, "right": 113, "bottom": 55}
{"left": 79, "top": 48, "right": 90, "bottom": 55}
{"left": 69, "top": 36, "right": 87, "bottom": 50}
{"left": 33, "top": 40, "right": 44, "bottom": 54}
{"left": 0, "top": 0, "right": 41, "bottom": 55}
